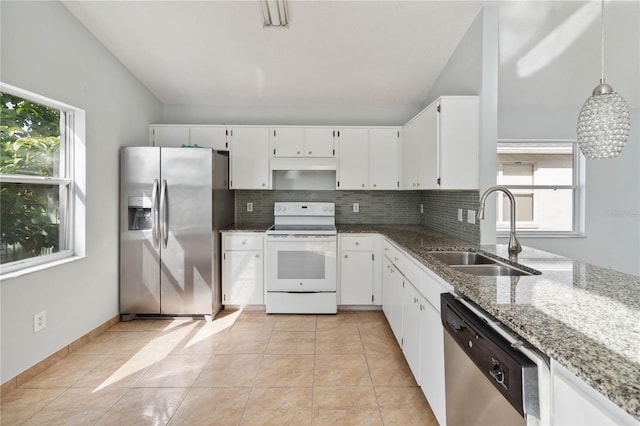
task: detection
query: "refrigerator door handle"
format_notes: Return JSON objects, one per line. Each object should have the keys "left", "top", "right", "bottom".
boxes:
{"left": 151, "top": 179, "right": 160, "bottom": 248}
{"left": 160, "top": 179, "right": 169, "bottom": 248}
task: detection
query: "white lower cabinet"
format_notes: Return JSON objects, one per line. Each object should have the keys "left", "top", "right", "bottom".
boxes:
{"left": 551, "top": 360, "right": 639, "bottom": 426}
{"left": 339, "top": 235, "right": 375, "bottom": 305}
{"left": 382, "top": 238, "right": 450, "bottom": 426}
{"left": 222, "top": 233, "right": 264, "bottom": 306}
{"left": 402, "top": 280, "right": 422, "bottom": 380}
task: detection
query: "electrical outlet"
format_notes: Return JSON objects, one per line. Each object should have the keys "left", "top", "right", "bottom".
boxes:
{"left": 353, "top": 203, "right": 360, "bottom": 213}
{"left": 246, "top": 202, "right": 253, "bottom": 212}
{"left": 420, "top": 203, "right": 424, "bottom": 214}
{"left": 34, "top": 311, "right": 46, "bottom": 332}
{"left": 467, "top": 209, "right": 476, "bottom": 224}
{"left": 458, "top": 208, "right": 463, "bottom": 222}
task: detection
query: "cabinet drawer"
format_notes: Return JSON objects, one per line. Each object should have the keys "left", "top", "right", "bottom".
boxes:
{"left": 341, "top": 235, "right": 373, "bottom": 251}
{"left": 383, "top": 240, "right": 403, "bottom": 265}
{"left": 223, "top": 234, "right": 264, "bottom": 250}
{"left": 421, "top": 268, "right": 453, "bottom": 311}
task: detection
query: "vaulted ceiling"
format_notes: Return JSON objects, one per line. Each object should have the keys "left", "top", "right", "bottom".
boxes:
{"left": 62, "top": 0, "right": 639, "bottom": 117}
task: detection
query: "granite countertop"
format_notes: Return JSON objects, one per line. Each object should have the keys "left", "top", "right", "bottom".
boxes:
{"left": 224, "top": 223, "right": 640, "bottom": 419}
{"left": 221, "top": 223, "right": 272, "bottom": 233}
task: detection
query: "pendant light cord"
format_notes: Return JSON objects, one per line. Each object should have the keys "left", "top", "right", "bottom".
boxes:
{"left": 601, "top": 0, "right": 605, "bottom": 83}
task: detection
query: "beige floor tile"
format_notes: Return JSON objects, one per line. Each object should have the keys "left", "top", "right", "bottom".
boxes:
{"left": 254, "top": 354, "right": 314, "bottom": 387}
{"left": 241, "top": 387, "right": 312, "bottom": 425}
{"left": 168, "top": 387, "right": 251, "bottom": 425}
{"left": 193, "top": 354, "right": 262, "bottom": 387}
{"left": 133, "top": 354, "right": 210, "bottom": 388}
{"left": 355, "top": 310, "right": 388, "bottom": 325}
{"left": 23, "top": 386, "right": 128, "bottom": 426}
{"left": 19, "top": 353, "right": 106, "bottom": 389}
{"left": 316, "top": 312, "right": 357, "bottom": 331}
{"left": 170, "top": 328, "right": 230, "bottom": 355}
{"left": 273, "top": 315, "right": 317, "bottom": 332}
{"left": 78, "top": 331, "right": 158, "bottom": 355}
{"left": 367, "top": 352, "right": 418, "bottom": 387}
{"left": 95, "top": 387, "right": 188, "bottom": 425}
{"left": 313, "top": 386, "right": 382, "bottom": 426}
{"left": 359, "top": 323, "right": 402, "bottom": 354}
{"left": 314, "top": 354, "right": 372, "bottom": 387}
{"left": 71, "top": 355, "right": 151, "bottom": 389}
{"left": 215, "top": 328, "right": 270, "bottom": 354}
{"left": 265, "top": 331, "right": 316, "bottom": 354}
{"left": 0, "top": 388, "right": 65, "bottom": 425}
{"left": 316, "top": 327, "right": 364, "bottom": 354}
{"left": 375, "top": 386, "right": 438, "bottom": 426}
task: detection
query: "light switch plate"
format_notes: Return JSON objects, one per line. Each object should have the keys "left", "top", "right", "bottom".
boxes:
{"left": 353, "top": 203, "right": 360, "bottom": 213}
{"left": 246, "top": 202, "right": 253, "bottom": 212}
{"left": 458, "top": 208, "right": 463, "bottom": 222}
{"left": 467, "top": 209, "right": 476, "bottom": 224}
{"left": 420, "top": 204, "right": 424, "bottom": 214}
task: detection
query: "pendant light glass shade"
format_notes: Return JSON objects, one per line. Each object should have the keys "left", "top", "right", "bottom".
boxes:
{"left": 576, "top": 0, "right": 631, "bottom": 159}
{"left": 577, "top": 87, "right": 631, "bottom": 159}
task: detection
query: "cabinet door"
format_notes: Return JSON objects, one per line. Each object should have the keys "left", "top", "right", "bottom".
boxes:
{"left": 420, "top": 299, "right": 447, "bottom": 426}
{"left": 223, "top": 250, "right": 264, "bottom": 305}
{"left": 382, "top": 257, "right": 395, "bottom": 323}
{"left": 150, "top": 126, "right": 189, "bottom": 147}
{"left": 401, "top": 119, "right": 418, "bottom": 189}
{"left": 340, "top": 251, "right": 373, "bottom": 305}
{"left": 272, "top": 127, "right": 304, "bottom": 157}
{"left": 390, "top": 273, "right": 404, "bottom": 345}
{"left": 190, "top": 126, "right": 228, "bottom": 150}
{"left": 402, "top": 282, "right": 421, "bottom": 381}
{"left": 415, "top": 103, "right": 439, "bottom": 189}
{"left": 230, "top": 127, "right": 270, "bottom": 189}
{"left": 438, "top": 97, "right": 479, "bottom": 189}
{"left": 337, "top": 128, "right": 369, "bottom": 190}
{"left": 304, "top": 127, "right": 335, "bottom": 157}
{"left": 370, "top": 128, "right": 399, "bottom": 190}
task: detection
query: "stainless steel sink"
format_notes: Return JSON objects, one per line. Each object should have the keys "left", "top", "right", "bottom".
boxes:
{"left": 428, "top": 251, "right": 497, "bottom": 265}
{"left": 428, "top": 251, "right": 540, "bottom": 276}
{"left": 449, "top": 264, "right": 534, "bottom": 276}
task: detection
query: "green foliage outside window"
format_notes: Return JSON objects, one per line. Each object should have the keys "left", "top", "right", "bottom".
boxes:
{"left": 0, "top": 92, "right": 62, "bottom": 264}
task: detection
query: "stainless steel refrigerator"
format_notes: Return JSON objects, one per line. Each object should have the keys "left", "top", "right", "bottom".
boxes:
{"left": 119, "top": 147, "right": 233, "bottom": 319}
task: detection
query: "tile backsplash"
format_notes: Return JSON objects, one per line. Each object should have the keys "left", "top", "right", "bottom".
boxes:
{"left": 234, "top": 189, "right": 481, "bottom": 243}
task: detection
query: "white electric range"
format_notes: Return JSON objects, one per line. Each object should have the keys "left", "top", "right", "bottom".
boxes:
{"left": 265, "top": 202, "right": 337, "bottom": 314}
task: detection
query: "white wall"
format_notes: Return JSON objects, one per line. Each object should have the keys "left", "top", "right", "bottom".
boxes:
{"left": 424, "top": 7, "right": 499, "bottom": 244}
{"left": 0, "top": 1, "right": 161, "bottom": 382}
{"left": 499, "top": 107, "right": 640, "bottom": 276}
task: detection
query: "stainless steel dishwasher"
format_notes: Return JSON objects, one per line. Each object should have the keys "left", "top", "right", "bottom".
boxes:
{"left": 441, "top": 293, "right": 549, "bottom": 426}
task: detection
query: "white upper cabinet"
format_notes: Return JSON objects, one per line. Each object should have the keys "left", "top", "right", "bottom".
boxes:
{"left": 370, "top": 128, "right": 400, "bottom": 190}
{"left": 190, "top": 126, "right": 229, "bottom": 150}
{"left": 337, "top": 128, "right": 370, "bottom": 189}
{"left": 150, "top": 125, "right": 229, "bottom": 150}
{"left": 337, "top": 127, "right": 401, "bottom": 190}
{"left": 230, "top": 127, "right": 270, "bottom": 190}
{"left": 271, "top": 127, "right": 335, "bottom": 158}
{"left": 401, "top": 96, "right": 479, "bottom": 190}
{"left": 149, "top": 125, "right": 190, "bottom": 147}
{"left": 304, "top": 128, "right": 335, "bottom": 157}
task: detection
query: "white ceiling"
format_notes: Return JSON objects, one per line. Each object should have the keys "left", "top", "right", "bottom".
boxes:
{"left": 62, "top": 0, "right": 639, "bottom": 114}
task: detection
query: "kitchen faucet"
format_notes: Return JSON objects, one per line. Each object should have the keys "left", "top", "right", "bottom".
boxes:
{"left": 477, "top": 186, "right": 522, "bottom": 260}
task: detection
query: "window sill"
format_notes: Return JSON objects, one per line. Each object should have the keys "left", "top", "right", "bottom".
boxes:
{"left": 0, "top": 255, "right": 86, "bottom": 281}
{"left": 497, "top": 231, "right": 586, "bottom": 239}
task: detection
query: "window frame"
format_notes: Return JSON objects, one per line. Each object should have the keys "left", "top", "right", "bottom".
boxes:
{"left": 0, "top": 83, "right": 84, "bottom": 276}
{"left": 496, "top": 138, "right": 586, "bottom": 238}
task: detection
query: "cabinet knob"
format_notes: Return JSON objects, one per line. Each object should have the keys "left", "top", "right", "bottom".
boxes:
{"left": 308, "top": 151, "right": 312, "bottom": 155}
{"left": 242, "top": 240, "right": 246, "bottom": 245}
{"left": 262, "top": 183, "right": 266, "bottom": 187}
{"left": 373, "top": 184, "right": 376, "bottom": 188}
{"left": 355, "top": 242, "right": 359, "bottom": 246}
{"left": 297, "top": 151, "right": 301, "bottom": 155}
{"left": 361, "top": 184, "right": 365, "bottom": 187}
{"left": 255, "top": 254, "right": 260, "bottom": 258}
{"left": 344, "top": 254, "right": 348, "bottom": 258}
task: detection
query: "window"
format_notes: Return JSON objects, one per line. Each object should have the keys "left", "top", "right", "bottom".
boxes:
{"left": 1, "top": 84, "right": 81, "bottom": 274}
{"left": 497, "top": 140, "right": 584, "bottom": 236}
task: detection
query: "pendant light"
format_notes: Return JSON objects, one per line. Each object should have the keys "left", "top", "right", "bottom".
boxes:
{"left": 576, "top": 0, "right": 630, "bottom": 159}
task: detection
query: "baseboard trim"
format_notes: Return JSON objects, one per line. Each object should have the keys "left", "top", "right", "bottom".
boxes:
{"left": 1, "top": 314, "right": 120, "bottom": 398}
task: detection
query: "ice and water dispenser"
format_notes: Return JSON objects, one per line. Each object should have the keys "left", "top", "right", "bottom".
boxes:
{"left": 127, "top": 196, "right": 153, "bottom": 230}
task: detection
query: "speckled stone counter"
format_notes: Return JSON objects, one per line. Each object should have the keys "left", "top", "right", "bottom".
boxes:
{"left": 224, "top": 223, "right": 640, "bottom": 419}
{"left": 220, "top": 223, "right": 272, "bottom": 233}
{"left": 338, "top": 224, "right": 640, "bottom": 421}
